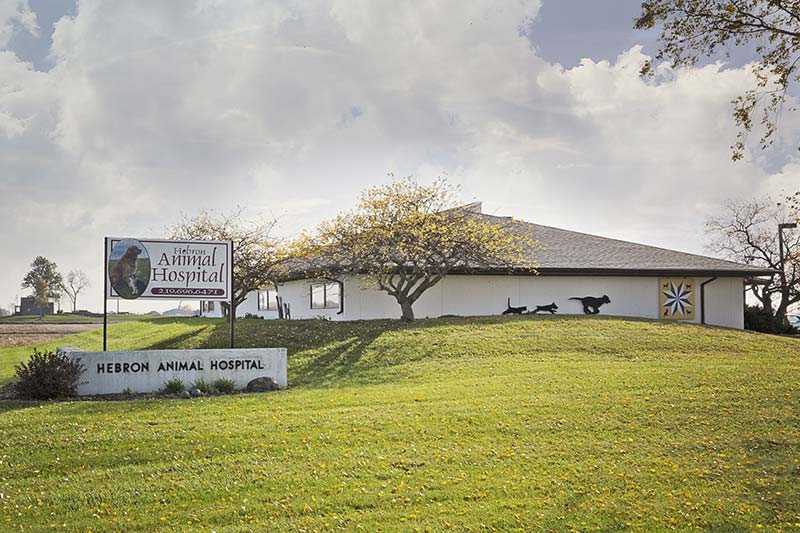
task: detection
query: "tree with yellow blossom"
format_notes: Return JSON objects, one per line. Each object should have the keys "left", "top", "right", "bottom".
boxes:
{"left": 290, "top": 176, "right": 537, "bottom": 321}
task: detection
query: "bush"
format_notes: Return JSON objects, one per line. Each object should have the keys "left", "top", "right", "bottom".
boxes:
{"left": 213, "top": 378, "right": 236, "bottom": 394}
{"left": 744, "top": 305, "right": 796, "bottom": 334}
{"left": 243, "top": 313, "right": 264, "bottom": 319}
{"left": 14, "top": 349, "right": 84, "bottom": 400}
{"left": 191, "top": 378, "right": 216, "bottom": 395}
{"left": 162, "top": 379, "right": 185, "bottom": 395}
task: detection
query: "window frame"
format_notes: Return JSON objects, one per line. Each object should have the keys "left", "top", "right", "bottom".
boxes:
{"left": 309, "top": 281, "right": 342, "bottom": 310}
{"left": 258, "top": 287, "right": 279, "bottom": 311}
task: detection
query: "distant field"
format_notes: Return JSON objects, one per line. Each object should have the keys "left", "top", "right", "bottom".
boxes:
{"left": 0, "top": 323, "right": 100, "bottom": 348}
{"left": 0, "top": 314, "right": 176, "bottom": 350}
{"left": 0, "top": 315, "right": 798, "bottom": 531}
{"left": 0, "top": 313, "right": 156, "bottom": 324}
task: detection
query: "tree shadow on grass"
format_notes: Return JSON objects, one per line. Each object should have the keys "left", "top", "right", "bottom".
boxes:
{"left": 289, "top": 333, "right": 385, "bottom": 388}
{"left": 64, "top": 315, "right": 699, "bottom": 391}
{"left": 146, "top": 325, "right": 217, "bottom": 350}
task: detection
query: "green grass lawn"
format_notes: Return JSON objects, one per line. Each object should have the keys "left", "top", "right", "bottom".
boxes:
{"left": 0, "top": 316, "right": 798, "bottom": 532}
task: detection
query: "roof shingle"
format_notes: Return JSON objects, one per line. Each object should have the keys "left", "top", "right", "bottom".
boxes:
{"left": 478, "top": 214, "right": 774, "bottom": 277}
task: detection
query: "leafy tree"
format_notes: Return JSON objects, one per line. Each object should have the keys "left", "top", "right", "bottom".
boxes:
{"left": 21, "top": 256, "right": 63, "bottom": 303}
{"left": 61, "top": 270, "right": 90, "bottom": 312}
{"left": 291, "top": 176, "right": 537, "bottom": 321}
{"left": 706, "top": 196, "right": 799, "bottom": 319}
{"left": 635, "top": 0, "right": 800, "bottom": 161}
{"left": 32, "top": 277, "right": 50, "bottom": 318}
{"left": 168, "top": 208, "right": 284, "bottom": 318}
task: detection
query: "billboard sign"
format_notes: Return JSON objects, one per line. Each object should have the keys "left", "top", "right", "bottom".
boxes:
{"left": 106, "top": 238, "right": 232, "bottom": 301}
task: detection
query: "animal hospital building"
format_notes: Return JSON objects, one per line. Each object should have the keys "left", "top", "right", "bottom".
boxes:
{"left": 201, "top": 206, "right": 772, "bottom": 329}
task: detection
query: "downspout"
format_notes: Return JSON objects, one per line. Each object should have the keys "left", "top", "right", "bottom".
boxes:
{"left": 700, "top": 276, "right": 718, "bottom": 325}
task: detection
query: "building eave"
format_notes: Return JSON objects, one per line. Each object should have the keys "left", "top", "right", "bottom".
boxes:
{"left": 276, "top": 266, "right": 777, "bottom": 283}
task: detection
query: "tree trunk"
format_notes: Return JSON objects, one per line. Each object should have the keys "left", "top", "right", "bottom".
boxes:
{"left": 775, "top": 294, "right": 790, "bottom": 325}
{"left": 751, "top": 286, "right": 773, "bottom": 312}
{"left": 398, "top": 298, "right": 415, "bottom": 321}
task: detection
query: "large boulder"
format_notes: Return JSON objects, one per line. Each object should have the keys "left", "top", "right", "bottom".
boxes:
{"left": 246, "top": 377, "right": 280, "bottom": 393}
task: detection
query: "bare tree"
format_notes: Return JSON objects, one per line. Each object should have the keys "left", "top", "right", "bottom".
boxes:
{"left": 706, "top": 197, "right": 799, "bottom": 318}
{"left": 62, "top": 270, "right": 90, "bottom": 312}
{"left": 786, "top": 191, "right": 800, "bottom": 262}
{"left": 168, "top": 208, "right": 285, "bottom": 318}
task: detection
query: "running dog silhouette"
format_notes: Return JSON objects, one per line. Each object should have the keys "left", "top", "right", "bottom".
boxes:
{"left": 569, "top": 295, "right": 610, "bottom": 315}
{"left": 502, "top": 297, "right": 527, "bottom": 315}
{"left": 530, "top": 302, "right": 558, "bottom": 314}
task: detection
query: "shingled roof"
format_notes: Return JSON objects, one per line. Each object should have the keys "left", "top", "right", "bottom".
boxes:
{"left": 472, "top": 213, "right": 774, "bottom": 277}
{"left": 282, "top": 203, "right": 775, "bottom": 280}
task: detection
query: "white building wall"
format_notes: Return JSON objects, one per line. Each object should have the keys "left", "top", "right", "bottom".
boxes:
{"left": 212, "top": 274, "right": 746, "bottom": 329}
{"left": 702, "top": 276, "right": 745, "bottom": 329}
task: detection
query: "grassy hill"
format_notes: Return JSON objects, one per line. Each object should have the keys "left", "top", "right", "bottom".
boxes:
{"left": 0, "top": 316, "right": 798, "bottom": 531}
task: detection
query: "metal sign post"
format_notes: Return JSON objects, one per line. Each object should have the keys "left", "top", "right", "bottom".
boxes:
{"left": 103, "top": 237, "right": 108, "bottom": 352}
{"left": 229, "top": 240, "right": 235, "bottom": 349}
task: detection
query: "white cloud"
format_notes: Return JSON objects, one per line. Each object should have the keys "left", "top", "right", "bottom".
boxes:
{"left": 457, "top": 46, "right": 798, "bottom": 250}
{"left": 0, "top": 0, "right": 37, "bottom": 47}
{"left": 0, "top": 0, "right": 798, "bottom": 313}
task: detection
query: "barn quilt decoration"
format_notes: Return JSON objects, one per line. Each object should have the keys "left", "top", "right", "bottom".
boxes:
{"left": 660, "top": 278, "right": 695, "bottom": 320}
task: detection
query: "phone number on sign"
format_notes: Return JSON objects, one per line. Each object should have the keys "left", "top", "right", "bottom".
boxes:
{"left": 151, "top": 288, "right": 226, "bottom": 297}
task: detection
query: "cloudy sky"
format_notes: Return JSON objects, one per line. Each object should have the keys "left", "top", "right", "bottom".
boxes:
{"left": 1, "top": 0, "right": 798, "bottom": 313}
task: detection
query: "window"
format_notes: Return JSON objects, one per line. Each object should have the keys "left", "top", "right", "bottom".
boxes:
{"left": 310, "top": 282, "right": 341, "bottom": 310}
{"left": 258, "top": 288, "right": 278, "bottom": 311}
{"left": 201, "top": 301, "right": 215, "bottom": 313}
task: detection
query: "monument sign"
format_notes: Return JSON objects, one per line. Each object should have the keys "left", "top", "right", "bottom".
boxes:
{"left": 60, "top": 347, "right": 287, "bottom": 395}
{"left": 88, "top": 237, "right": 282, "bottom": 396}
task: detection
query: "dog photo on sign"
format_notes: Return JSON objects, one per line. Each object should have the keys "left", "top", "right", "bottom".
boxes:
{"left": 108, "top": 239, "right": 151, "bottom": 299}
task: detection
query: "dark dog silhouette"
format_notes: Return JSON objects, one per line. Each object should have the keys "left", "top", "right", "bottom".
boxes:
{"left": 502, "top": 297, "right": 527, "bottom": 315}
{"left": 569, "top": 295, "right": 610, "bottom": 315}
{"left": 530, "top": 302, "right": 558, "bottom": 314}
